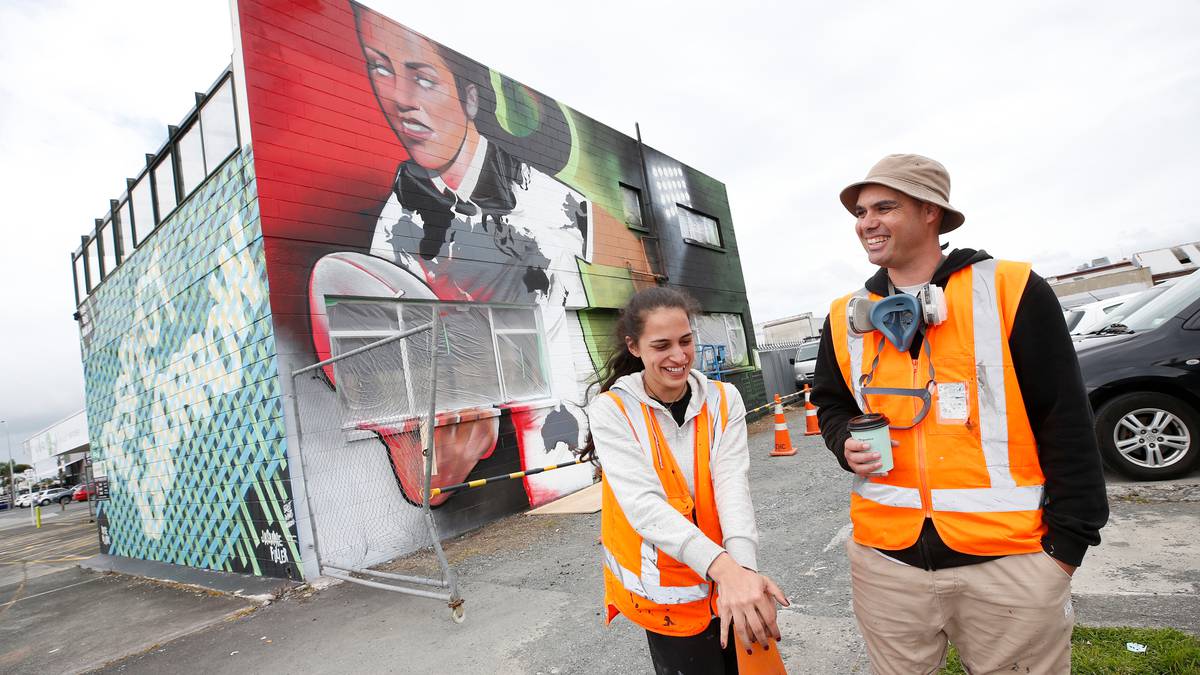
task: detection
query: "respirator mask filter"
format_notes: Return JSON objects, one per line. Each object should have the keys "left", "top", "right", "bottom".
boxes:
{"left": 847, "top": 284, "right": 947, "bottom": 351}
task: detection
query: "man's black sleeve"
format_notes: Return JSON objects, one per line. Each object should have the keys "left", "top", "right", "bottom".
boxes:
{"left": 1010, "top": 272, "right": 1109, "bottom": 567}
{"left": 812, "top": 316, "right": 861, "bottom": 472}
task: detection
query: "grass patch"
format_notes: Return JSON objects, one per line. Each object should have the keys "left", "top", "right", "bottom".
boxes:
{"left": 940, "top": 626, "right": 1200, "bottom": 674}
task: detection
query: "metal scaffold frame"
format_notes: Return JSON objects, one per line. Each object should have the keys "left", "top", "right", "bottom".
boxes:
{"left": 288, "top": 310, "right": 465, "bottom": 623}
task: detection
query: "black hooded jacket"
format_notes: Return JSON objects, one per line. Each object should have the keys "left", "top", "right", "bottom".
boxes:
{"left": 811, "top": 248, "right": 1109, "bottom": 569}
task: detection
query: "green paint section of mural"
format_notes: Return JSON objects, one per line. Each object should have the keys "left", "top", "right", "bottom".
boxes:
{"left": 578, "top": 260, "right": 638, "bottom": 310}
{"left": 577, "top": 308, "right": 619, "bottom": 372}
{"left": 490, "top": 70, "right": 541, "bottom": 138}
{"left": 81, "top": 147, "right": 302, "bottom": 580}
{"left": 556, "top": 106, "right": 626, "bottom": 226}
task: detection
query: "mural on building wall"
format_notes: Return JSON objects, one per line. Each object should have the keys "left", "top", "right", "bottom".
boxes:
{"left": 235, "top": 0, "right": 755, "bottom": 554}
{"left": 79, "top": 150, "right": 302, "bottom": 579}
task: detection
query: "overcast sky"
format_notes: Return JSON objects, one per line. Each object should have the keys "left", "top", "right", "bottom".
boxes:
{"left": 1, "top": 0, "right": 1197, "bottom": 461}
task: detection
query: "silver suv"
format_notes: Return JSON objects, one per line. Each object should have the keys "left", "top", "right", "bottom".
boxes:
{"left": 792, "top": 340, "right": 820, "bottom": 388}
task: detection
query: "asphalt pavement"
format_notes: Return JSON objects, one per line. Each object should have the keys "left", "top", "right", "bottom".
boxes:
{"left": 76, "top": 407, "right": 1198, "bottom": 673}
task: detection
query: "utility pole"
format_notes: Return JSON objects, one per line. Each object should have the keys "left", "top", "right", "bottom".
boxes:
{"left": 2, "top": 420, "right": 14, "bottom": 510}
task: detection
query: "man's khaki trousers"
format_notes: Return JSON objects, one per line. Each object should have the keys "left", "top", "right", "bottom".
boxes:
{"left": 847, "top": 540, "right": 1073, "bottom": 674}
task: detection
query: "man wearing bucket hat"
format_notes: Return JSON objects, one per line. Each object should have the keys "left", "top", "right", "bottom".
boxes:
{"left": 811, "top": 154, "right": 1108, "bottom": 674}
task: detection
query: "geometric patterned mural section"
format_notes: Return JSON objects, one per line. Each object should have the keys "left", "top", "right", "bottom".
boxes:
{"left": 79, "top": 148, "right": 302, "bottom": 580}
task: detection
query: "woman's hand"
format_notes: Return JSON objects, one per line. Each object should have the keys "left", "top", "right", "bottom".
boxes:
{"left": 707, "top": 553, "right": 789, "bottom": 649}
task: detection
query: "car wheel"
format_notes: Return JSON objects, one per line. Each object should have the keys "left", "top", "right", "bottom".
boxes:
{"left": 59, "top": 496, "right": 72, "bottom": 505}
{"left": 1096, "top": 392, "right": 1200, "bottom": 481}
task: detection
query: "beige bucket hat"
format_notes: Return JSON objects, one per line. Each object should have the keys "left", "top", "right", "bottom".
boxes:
{"left": 839, "top": 153, "right": 965, "bottom": 234}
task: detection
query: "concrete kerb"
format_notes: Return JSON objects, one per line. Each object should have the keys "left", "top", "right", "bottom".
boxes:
{"left": 80, "top": 554, "right": 303, "bottom": 604}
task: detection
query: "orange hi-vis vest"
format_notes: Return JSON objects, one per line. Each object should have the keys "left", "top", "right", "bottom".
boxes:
{"left": 600, "top": 381, "right": 730, "bottom": 637}
{"left": 829, "top": 259, "right": 1047, "bottom": 556}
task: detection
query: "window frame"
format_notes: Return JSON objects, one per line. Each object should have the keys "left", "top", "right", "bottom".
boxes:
{"left": 487, "top": 306, "right": 550, "bottom": 404}
{"left": 96, "top": 218, "right": 117, "bottom": 280}
{"left": 618, "top": 182, "right": 649, "bottom": 233}
{"left": 176, "top": 119, "right": 208, "bottom": 199}
{"left": 71, "top": 248, "right": 86, "bottom": 306}
{"left": 81, "top": 236, "right": 97, "bottom": 293}
{"left": 70, "top": 69, "right": 242, "bottom": 304}
{"left": 326, "top": 300, "right": 552, "bottom": 427}
{"left": 199, "top": 75, "right": 241, "bottom": 175}
{"left": 151, "top": 149, "right": 179, "bottom": 221}
{"left": 677, "top": 204, "right": 724, "bottom": 250}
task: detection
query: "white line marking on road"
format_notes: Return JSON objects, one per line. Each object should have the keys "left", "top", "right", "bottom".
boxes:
{"left": 802, "top": 523, "right": 855, "bottom": 576}
{"left": 823, "top": 523, "right": 853, "bottom": 552}
{"left": 5, "top": 575, "right": 103, "bottom": 606}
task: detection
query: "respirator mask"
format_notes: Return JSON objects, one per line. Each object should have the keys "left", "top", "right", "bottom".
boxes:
{"left": 849, "top": 284, "right": 948, "bottom": 429}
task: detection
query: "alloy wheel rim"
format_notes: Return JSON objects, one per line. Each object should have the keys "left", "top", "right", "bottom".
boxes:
{"left": 1113, "top": 407, "right": 1191, "bottom": 469}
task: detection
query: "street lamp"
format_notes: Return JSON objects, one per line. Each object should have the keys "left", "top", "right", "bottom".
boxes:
{"left": 1, "top": 420, "right": 14, "bottom": 509}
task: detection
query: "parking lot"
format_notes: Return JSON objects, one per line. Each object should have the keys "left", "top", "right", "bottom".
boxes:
{"left": 0, "top": 500, "right": 99, "bottom": 588}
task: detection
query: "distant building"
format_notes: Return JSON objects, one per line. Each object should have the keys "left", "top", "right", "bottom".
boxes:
{"left": 23, "top": 410, "right": 90, "bottom": 485}
{"left": 1133, "top": 242, "right": 1199, "bottom": 281}
{"left": 757, "top": 313, "right": 822, "bottom": 345}
{"left": 1045, "top": 241, "right": 1198, "bottom": 308}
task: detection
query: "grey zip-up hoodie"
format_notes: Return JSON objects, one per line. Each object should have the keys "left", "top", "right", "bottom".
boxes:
{"left": 589, "top": 369, "right": 759, "bottom": 578}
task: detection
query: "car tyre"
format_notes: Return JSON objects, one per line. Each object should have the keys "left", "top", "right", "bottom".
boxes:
{"left": 1096, "top": 392, "right": 1200, "bottom": 481}
{"left": 59, "top": 496, "right": 72, "bottom": 505}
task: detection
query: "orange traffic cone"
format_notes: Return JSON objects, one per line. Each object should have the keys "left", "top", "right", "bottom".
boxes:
{"left": 770, "top": 394, "right": 796, "bottom": 457}
{"left": 804, "top": 384, "right": 821, "bottom": 436}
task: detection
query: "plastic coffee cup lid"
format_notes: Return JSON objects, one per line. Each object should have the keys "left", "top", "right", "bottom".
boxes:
{"left": 848, "top": 413, "right": 890, "bottom": 431}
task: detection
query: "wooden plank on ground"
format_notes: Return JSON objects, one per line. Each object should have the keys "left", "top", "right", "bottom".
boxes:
{"left": 526, "top": 482, "right": 602, "bottom": 515}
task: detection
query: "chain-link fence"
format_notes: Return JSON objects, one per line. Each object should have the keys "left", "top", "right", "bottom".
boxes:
{"left": 289, "top": 310, "right": 464, "bottom": 621}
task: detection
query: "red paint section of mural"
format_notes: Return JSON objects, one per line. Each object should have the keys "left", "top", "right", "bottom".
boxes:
{"left": 503, "top": 401, "right": 591, "bottom": 508}
{"left": 361, "top": 408, "right": 500, "bottom": 508}
{"left": 237, "top": 0, "right": 410, "bottom": 332}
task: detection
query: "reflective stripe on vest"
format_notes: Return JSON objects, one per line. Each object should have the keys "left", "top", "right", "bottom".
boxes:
{"left": 602, "top": 544, "right": 709, "bottom": 604}
{"left": 602, "top": 381, "right": 727, "bottom": 606}
{"left": 842, "top": 261, "right": 1044, "bottom": 514}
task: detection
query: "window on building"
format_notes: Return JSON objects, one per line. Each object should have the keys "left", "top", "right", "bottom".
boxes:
{"left": 620, "top": 184, "right": 646, "bottom": 231}
{"left": 694, "top": 312, "right": 748, "bottom": 373}
{"left": 200, "top": 78, "right": 238, "bottom": 168}
{"left": 117, "top": 201, "right": 133, "bottom": 262}
{"left": 153, "top": 152, "right": 178, "bottom": 218}
{"left": 679, "top": 205, "right": 721, "bottom": 247}
{"left": 130, "top": 175, "right": 154, "bottom": 244}
{"left": 491, "top": 307, "right": 548, "bottom": 401}
{"left": 177, "top": 122, "right": 207, "bottom": 197}
{"left": 73, "top": 253, "right": 86, "bottom": 304}
{"left": 82, "top": 238, "right": 97, "bottom": 291}
{"left": 98, "top": 219, "right": 117, "bottom": 279}
{"left": 326, "top": 300, "right": 550, "bottom": 427}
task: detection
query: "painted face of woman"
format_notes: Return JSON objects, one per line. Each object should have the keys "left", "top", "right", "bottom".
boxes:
{"left": 627, "top": 307, "right": 695, "bottom": 401}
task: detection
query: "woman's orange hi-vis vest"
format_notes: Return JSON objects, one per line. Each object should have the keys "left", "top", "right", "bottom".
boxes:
{"left": 829, "top": 260, "right": 1047, "bottom": 556}
{"left": 600, "top": 381, "right": 729, "bottom": 637}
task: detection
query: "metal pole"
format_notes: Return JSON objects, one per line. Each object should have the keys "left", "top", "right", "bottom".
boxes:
{"left": 291, "top": 321, "right": 434, "bottom": 377}
{"left": 419, "top": 309, "right": 461, "bottom": 614}
{"left": 85, "top": 448, "right": 95, "bottom": 522}
{"left": 635, "top": 122, "right": 669, "bottom": 283}
{"left": 2, "top": 420, "right": 14, "bottom": 510}
{"left": 290, "top": 371, "right": 327, "bottom": 577}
